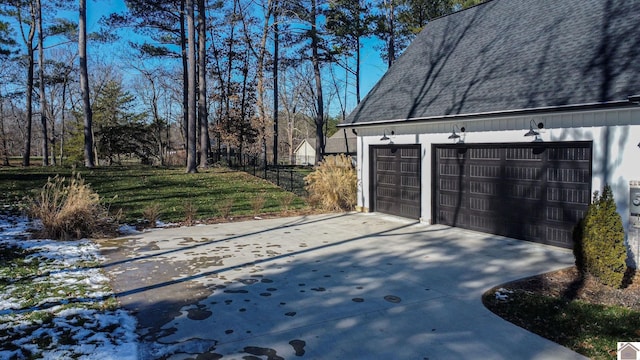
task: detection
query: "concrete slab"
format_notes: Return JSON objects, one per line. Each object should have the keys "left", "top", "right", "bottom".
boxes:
{"left": 98, "top": 212, "right": 587, "bottom": 359}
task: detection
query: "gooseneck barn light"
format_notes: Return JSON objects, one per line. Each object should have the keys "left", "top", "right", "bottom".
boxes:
{"left": 525, "top": 119, "right": 544, "bottom": 137}
{"left": 448, "top": 125, "right": 465, "bottom": 140}
{"left": 380, "top": 129, "right": 394, "bottom": 141}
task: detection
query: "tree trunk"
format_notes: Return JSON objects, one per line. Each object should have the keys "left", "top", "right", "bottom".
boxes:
{"left": 197, "top": 0, "right": 209, "bottom": 168}
{"left": 21, "top": 5, "right": 36, "bottom": 167}
{"left": 248, "top": 0, "right": 273, "bottom": 168}
{"left": 0, "top": 101, "right": 9, "bottom": 166}
{"left": 185, "top": 0, "right": 198, "bottom": 173}
{"left": 310, "top": 0, "right": 324, "bottom": 164}
{"left": 273, "top": 8, "right": 279, "bottom": 166}
{"left": 79, "top": 0, "right": 94, "bottom": 168}
{"left": 60, "top": 78, "right": 67, "bottom": 165}
{"left": 386, "top": 0, "right": 396, "bottom": 67}
{"left": 356, "top": 36, "right": 361, "bottom": 104}
{"left": 37, "top": 0, "right": 48, "bottom": 166}
{"left": 180, "top": 0, "right": 189, "bottom": 158}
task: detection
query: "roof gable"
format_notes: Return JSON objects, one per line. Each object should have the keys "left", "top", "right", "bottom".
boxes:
{"left": 345, "top": 0, "right": 640, "bottom": 125}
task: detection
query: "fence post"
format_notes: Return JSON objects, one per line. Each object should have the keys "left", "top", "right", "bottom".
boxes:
{"left": 290, "top": 170, "right": 294, "bottom": 192}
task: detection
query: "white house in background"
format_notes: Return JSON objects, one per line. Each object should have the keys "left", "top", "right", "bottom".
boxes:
{"left": 294, "top": 130, "right": 357, "bottom": 165}
{"left": 339, "top": 0, "right": 640, "bottom": 254}
{"left": 294, "top": 139, "right": 316, "bottom": 165}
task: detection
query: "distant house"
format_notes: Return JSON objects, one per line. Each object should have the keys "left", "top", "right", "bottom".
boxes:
{"left": 294, "top": 138, "right": 316, "bottom": 166}
{"left": 339, "top": 0, "right": 640, "bottom": 253}
{"left": 294, "top": 130, "right": 357, "bottom": 165}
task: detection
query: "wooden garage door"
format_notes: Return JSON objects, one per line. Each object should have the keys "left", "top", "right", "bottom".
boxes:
{"left": 433, "top": 142, "right": 592, "bottom": 248}
{"left": 371, "top": 145, "right": 421, "bottom": 219}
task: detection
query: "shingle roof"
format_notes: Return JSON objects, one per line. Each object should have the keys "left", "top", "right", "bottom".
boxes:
{"left": 325, "top": 129, "right": 357, "bottom": 154}
{"left": 344, "top": 0, "right": 640, "bottom": 126}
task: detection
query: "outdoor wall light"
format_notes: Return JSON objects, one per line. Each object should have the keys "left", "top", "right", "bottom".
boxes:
{"left": 380, "top": 129, "right": 394, "bottom": 141}
{"left": 448, "top": 125, "right": 465, "bottom": 139}
{"left": 524, "top": 119, "right": 544, "bottom": 137}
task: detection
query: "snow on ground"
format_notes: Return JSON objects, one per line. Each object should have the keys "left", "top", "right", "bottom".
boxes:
{"left": 0, "top": 213, "right": 139, "bottom": 359}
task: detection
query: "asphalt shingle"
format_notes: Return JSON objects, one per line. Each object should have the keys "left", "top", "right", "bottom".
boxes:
{"left": 345, "top": 0, "right": 640, "bottom": 125}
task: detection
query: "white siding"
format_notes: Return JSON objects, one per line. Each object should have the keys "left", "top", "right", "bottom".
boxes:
{"left": 294, "top": 141, "right": 316, "bottom": 165}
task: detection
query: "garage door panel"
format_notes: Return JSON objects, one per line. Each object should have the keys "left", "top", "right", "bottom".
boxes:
{"left": 434, "top": 142, "right": 591, "bottom": 248}
{"left": 372, "top": 145, "right": 421, "bottom": 219}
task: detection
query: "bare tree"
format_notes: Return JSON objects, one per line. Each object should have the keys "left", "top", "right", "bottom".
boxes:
{"left": 9, "top": 0, "right": 38, "bottom": 166}
{"left": 79, "top": 0, "right": 94, "bottom": 167}
{"left": 185, "top": 0, "right": 197, "bottom": 173}
{"left": 36, "top": 0, "right": 48, "bottom": 165}
{"left": 197, "top": 0, "right": 209, "bottom": 168}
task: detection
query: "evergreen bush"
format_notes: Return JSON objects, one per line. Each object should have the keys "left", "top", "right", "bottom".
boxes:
{"left": 304, "top": 154, "right": 357, "bottom": 211}
{"left": 577, "top": 185, "right": 627, "bottom": 288}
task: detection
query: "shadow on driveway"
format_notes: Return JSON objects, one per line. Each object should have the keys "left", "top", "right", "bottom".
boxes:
{"left": 98, "top": 213, "right": 585, "bottom": 360}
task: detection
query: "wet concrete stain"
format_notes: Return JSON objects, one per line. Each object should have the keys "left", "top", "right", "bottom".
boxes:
{"left": 284, "top": 312, "right": 297, "bottom": 317}
{"left": 266, "top": 288, "right": 277, "bottom": 292}
{"left": 224, "top": 289, "right": 249, "bottom": 294}
{"left": 187, "top": 304, "right": 212, "bottom": 320}
{"left": 193, "top": 353, "right": 223, "bottom": 360}
{"left": 289, "top": 340, "right": 306, "bottom": 356}
{"left": 243, "top": 346, "right": 284, "bottom": 360}
{"left": 138, "top": 241, "right": 160, "bottom": 252}
{"left": 310, "top": 287, "right": 326, "bottom": 292}
{"left": 260, "top": 292, "right": 272, "bottom": 297}
{"left": 261, "top": 278, "right": 274, "bottom": 283}
{"left": 352, "top": 298, "right": 364, "bottom": 302}
{"left": 189, "top": 256, "right": 227, "bottom": 267}
{"left": 225, "top": 329, "right": 234, "bottom": 334}
{"left": 384, "top": 295, "right": 401, "bottom": 303}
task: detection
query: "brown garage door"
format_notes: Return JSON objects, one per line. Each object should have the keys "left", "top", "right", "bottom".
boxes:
{"left": 433, "top": 142, "right": 592, "bottom": 248}
{"left": 371, "top": 145, "right": 421, "bottom": 219}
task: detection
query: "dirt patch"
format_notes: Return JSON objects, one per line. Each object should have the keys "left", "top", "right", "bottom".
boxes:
{"left": 498, "top": 266, "right": 640, "bottom": 310}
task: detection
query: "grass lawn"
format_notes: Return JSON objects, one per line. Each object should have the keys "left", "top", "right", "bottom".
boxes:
{"left": 0, "top": 165, "right": 309, "bottom": 224}
{"left": 484, "top": 286, "right": 640, "bottom": 359}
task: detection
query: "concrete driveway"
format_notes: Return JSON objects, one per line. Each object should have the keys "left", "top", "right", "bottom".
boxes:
{"left": 98, "top": 213, "right": 586, "bottom": 359}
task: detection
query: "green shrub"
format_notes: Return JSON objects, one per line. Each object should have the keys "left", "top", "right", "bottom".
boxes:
{"left": 28, "top": 174, "right": 115, "bottom": 240}
{"left": 304, "top": 154, "right": 356, "bottom": 211}
{"left": 577, "top": 185, "right": 627, "bottom": 288}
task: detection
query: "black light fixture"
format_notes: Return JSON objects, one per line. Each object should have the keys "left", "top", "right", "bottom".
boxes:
{"left": 380, "top": 129, "right": 394, "bottom": 141}
{"left": 448, "top": 125, "right": 465, "bottom": 139}
{"left": 525, "top": 119, "right": 544, "bottom": 137}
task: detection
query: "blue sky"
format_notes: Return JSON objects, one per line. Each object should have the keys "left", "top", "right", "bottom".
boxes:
{"left": 80, "top": 0, "right": 387, "bottom": 114}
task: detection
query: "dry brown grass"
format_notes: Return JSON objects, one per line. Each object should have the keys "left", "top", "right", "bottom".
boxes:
{"left": 279, "top": 192, "right": 296, "bottom": 212}
{"left": 216, "top": 198, "right": 234, "bottom": 219}
{"left": 251, "top": 193, "right": 266, "bottom": 216}
{"left": 142, "top": 203, "right": 162, "bottom": 228}
{"left": 305, "top": 154, "right": 357, "bottom": 211}
{"left": 183, "top": 201, "right": 198, "bottom": 226}
{"left": 28, "top": 174, "right": 115, "bottom": 240}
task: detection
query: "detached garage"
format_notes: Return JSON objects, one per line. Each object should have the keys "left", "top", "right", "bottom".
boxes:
{"left": 341, "top": 0, "right": 640, "bottom": 256}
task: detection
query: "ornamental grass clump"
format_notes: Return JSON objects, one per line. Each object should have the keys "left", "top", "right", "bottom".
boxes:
{"left": 576, "top": 185, "right": 627, "bottom": 288}
{"left": 305, "top": 154, "right": 356, "bottom": 211}
{"left": 28, "top": 174, "right": 115, "bottom": 240}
